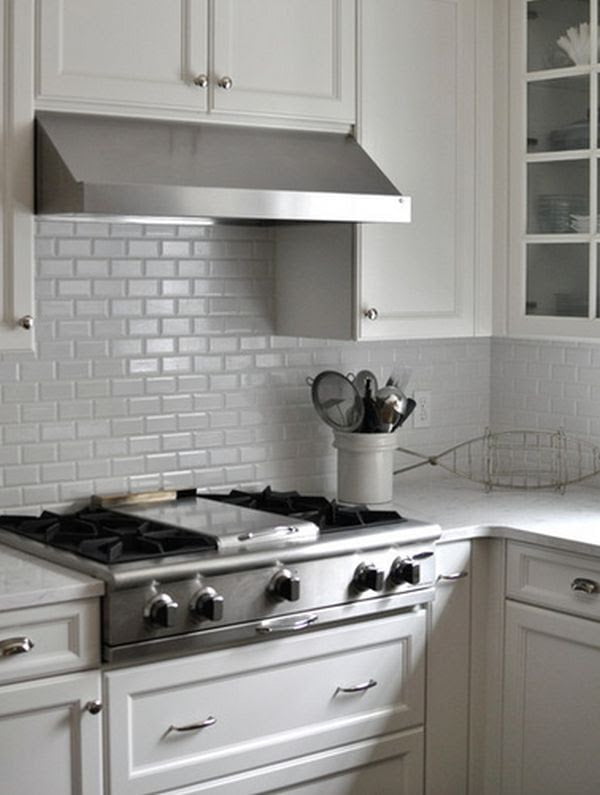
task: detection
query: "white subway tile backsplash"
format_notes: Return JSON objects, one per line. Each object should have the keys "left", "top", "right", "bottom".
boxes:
{"left": 0, "top": 220, "right": 494, "bottom": 511}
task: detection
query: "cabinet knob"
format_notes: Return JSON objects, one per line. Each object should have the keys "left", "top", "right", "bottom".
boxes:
{"left": 571, "top": 577, "right": 599, "bottom": 595}
{"left": 193, "top": 74, "right": 208, "bottom": 88}
{"left": 0, "top": 637, "right": 34, "bottom": 657}
{"left": 85, "top": 700, "right": 103, "bottom": 715}
{"left": 18, "top": 314, "right": 34, "bottom": 330}
{"left": 363, "top": 308, "right": 379, "bottom": 321}
{"left": 218, "top": 76, "right": 233, "bottom": 90}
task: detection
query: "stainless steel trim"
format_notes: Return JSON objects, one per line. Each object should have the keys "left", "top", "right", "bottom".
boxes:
{"left": 0, "top": 637, "right": 34, "bottom": 657}
{"left": 436, "top": 572, "right": 469, "bottom": 582}
{"left": 571, "top": 577, "right": 599, "bottom": 595}
{"left": 168, "top": 716, "right": 217, "bottom": 733}
{"left": 335, "top": 678, "right": 378, "bottom": 695}
{"left": 103, "top": 594, "right": 434, "bottom": 665}
{"left": 36, "top": 112, "right": 411, "bottom": 224}
{"left": 256, "top": 614, "right": 318, "bottom": 634}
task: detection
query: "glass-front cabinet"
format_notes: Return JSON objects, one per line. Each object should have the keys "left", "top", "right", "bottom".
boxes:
{"left": 510, "top": 0, "right": 600, "bottom": 335}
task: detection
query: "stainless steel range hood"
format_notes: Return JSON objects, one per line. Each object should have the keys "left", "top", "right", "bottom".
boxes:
{"left": 35, "top": 112, "right": 410, "bottom": 225}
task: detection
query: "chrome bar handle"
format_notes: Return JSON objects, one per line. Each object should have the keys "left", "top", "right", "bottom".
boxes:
{"left": 571, "top": 577, "right": 599, "bottom": 595}
{"left": 238, "top": 525, "right": 299, "bottom": 542}
{"left": 0, "top": 637, "right": 34, "bottom": 657}
{"left": 335, "top": 678, "right": 378, "bottom": 695}
{"left": 436, "top": 572, "right": 469, "bottom": 583}
{"left": 168, "top": 716, "right": 217, "bottom": 733}
{"left": 256, "top": 614, "right": 318, "bottom": 635}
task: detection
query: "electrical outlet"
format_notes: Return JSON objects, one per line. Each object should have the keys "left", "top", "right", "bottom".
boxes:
{"left": 413, "top": 390, "right": 431, "bottom": 428}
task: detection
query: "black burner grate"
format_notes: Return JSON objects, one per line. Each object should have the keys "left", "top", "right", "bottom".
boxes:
{"left": 202, "top": 487, "right": 405, "bottom": 532}
{"left": 0, "top": 508, "right": 218, "bottom": 564}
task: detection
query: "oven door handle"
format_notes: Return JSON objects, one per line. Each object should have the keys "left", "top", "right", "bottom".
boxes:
{"left": 256, "top": 613, "right": 318, "bottom": 634}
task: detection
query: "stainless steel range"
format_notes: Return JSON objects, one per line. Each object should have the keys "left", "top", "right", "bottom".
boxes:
{"left": 0, "top": 488, "right": 440, "bottom": 664}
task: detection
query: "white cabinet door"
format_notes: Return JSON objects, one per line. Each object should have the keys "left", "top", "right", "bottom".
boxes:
{"left": 0, "top": 670, "right": 103, "bottom": 795}
{"left": 426, "top": 541, "right": 471, "bottom": 795}
{"left": 502, "top": 601, "right": 600, "bottom": 795}
{"left": 357, "top": 0, "right": 476, "bottom": 340}
{"left": 0, "top": 0, "right": 34, "bottom": 351}
{"left": 212, "top": 0, "right": 355, "bottom": 123}
{"left": 37, "top": 0, "right": 208, "bottom": 115}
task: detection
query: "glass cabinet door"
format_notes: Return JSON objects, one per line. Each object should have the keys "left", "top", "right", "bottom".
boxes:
{"left": 513, "top": 0, "right": 600, "bottom": 332}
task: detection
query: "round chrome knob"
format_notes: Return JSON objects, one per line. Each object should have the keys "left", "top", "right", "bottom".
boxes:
{"left": 193, "top": 74, "right": 208, "bottom": 88}
{"left": 218, "top": 76, "right": 233, "bottom": 90}
{"left": 191, "top": 587, "right": 224, "bottom": 621}
{"left": 18, "top": 314, "right": 34, "bottom": 330}
{"left": 85, "top": 700, "right": 103, "bottom": 715}
{"left": 353, "top": 563, "right": 385, "bottom": 593}
{"left": 269, "top": 569, "right": 300, "bottom": 602}
{"left": 144, "top": 593, "right": 179, "bottom": 628}
{"left": 363, "top": 308, "right": 379, "bottom": 321}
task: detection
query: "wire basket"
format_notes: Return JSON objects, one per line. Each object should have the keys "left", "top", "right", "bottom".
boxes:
{"left": 393, "top": 429, "right": 600, "bottom": 492}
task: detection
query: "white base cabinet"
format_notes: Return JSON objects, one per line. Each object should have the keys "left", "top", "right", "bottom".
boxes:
{"left": 502, "top": 600, "right": 600, "bottom": 795}
{"left": 105, "top": 611, "right": 426, "bottom": 795}
{"left": 0, "top": 669, "right": 103, "bottom": 795}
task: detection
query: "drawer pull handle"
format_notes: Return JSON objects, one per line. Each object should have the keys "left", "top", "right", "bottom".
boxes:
{"left": 256, "top": 614, "right": 318, "bottom": 634}
{"left": 571, "top": 577, "right": 599, "bottom": 595}
{"left": 437, "top": 572, "right": 469, "bottom": 583}
{"left": 0, "top": 637, "right": 34, "bottom": 657}
{"left": 335, "top": 678, "right": 378, "bottom": 695}
{"left": 168, "top": 716, "right": 217, "bottom": 733}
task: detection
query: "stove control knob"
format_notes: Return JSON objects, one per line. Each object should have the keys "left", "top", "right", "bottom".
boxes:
{"left": 145, "top": 593, "right": 179, "bottom": 628}
{"left": 269, "top": 569, "right": 301, "bottom": 602}
{"left": 353, "top": 563, "right": 385, "bottom": 592}
{"left": 191, "top": 588, "right": 224, "bottom": 622}
{"left": 390, "top": 558, "right": 421, "bottom": 586}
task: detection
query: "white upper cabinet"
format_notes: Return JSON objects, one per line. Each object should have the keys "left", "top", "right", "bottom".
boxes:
{"left": 0, "top": 0, "right": 34, "bottom": 352}
{"left": 212, "top": 0, "right": 354, "bottom": 122}
{"left": 357, "top": 0, "right": 478, "bottom": 340}
{"left": 507, "top": 0, "right": 600, "bottom": 338}
{"left": 37, "top": 0, "right": 209, "bottom": 115}
{"left": 275, "top": 0, "right": 487, "bottom": 340}
{"left": 36, "top": 0, "right": 355, "bottom": 127}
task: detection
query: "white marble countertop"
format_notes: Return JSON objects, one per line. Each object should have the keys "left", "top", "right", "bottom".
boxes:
{"left": 0, "top": 545, "right": 104, "bottom": 611}
{"left": 390, "top": 468, "right": 600, "bottom": 557}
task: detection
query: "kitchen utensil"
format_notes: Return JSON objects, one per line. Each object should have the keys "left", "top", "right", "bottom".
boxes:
{"left": 307, "top": 370, "right": 364, "bottom": 432}
{"left": 353, "top": 369, "right": 379, "bottom": 397}
{"left": 393, "top": 397, "right": 417, "bottom": 430}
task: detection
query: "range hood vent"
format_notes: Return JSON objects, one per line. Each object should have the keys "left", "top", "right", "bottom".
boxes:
{"left": 35, "top": 112, "right": 411, "bottom": 225}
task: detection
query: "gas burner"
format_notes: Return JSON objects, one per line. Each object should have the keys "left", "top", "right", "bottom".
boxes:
{"left": 0, "top": 508, "right": 217, "bottom": 564}
{"left": 202, "top": 487, "right": 406, "bottom": 533}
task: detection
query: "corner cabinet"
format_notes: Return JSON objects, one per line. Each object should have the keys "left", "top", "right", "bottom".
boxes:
{"left": 275, "top": 0, "right": 489, "bottom": 341}
{"left": 0, "top": 0, "right": 34, "bottom": 352}
{"left": 508, "top": 0, "right": 600, "bottom": 338}
{"left": 36, "top": 0, "right": 355, "bottom": 128}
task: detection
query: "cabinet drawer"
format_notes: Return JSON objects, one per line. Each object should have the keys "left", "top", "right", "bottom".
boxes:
{"left": 106, "top": 610, "right": 425, "bottom": 795}
{"left": 0, "top": 599, "right": 100, "bottom": 684}
{"left": 506, "top": 542, "right": 600, "bottom": 619}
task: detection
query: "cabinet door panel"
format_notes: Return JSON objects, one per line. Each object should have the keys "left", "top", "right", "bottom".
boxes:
{"left": 212, "top": 0, "right": 354, "bottom": 122}
{"left": 38, "top": 0, "right": 208, "bottom": 113}
{"left": 358, "top": 0, "right": 475, "bottom": 339}
{"left": 0, "top": 671, "right": 102, "bottom": 795}
{"left": 0, "top": 0, "right": 34, "bottom": 351}
{"left": 502, "top": 601, "right": 600, "bottom": 795}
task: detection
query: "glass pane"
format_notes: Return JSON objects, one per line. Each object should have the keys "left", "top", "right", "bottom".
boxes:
{"left": 528, "top": 76, "right": 590, "bottom": 152}
{"left": 528, "top": 0, "right": 590, "bottom": 72}
{"left": 528, "top": 160, "right": 589, "bottom": 233}
{"left": 526, "top": 243, "right": 588, "bottom": 316}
